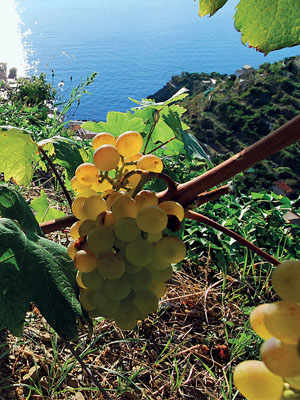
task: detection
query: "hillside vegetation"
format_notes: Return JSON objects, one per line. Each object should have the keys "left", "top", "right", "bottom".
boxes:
{"left": 149, "top": 56, "right": 300, "bottom": 195}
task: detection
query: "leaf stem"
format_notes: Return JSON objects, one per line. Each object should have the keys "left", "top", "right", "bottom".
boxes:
{"left": 185, "top": 209, "right": 280, "bottom": 266}
{"left": 143, "top": 110, "right": 160, "bottom": 154}
{"left": 38, "top": 145, "right": 73, "bottom": 210}
{"left": 147, "top": 135, "right": 176, "bottom": 154}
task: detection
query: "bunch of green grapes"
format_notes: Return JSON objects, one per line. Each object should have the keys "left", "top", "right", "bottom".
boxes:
{"left": 70, "top": 130, "right": 163, "bottom": 196}
{"left": 233, "top": 260, "right": 300, "bottom": 400}
{"left": 67, "top": 131, "right": 186, "bottom": 330}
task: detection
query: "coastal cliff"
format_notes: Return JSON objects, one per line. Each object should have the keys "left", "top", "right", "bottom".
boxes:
{"left": 149, "top": 56, "right": 300, "bottom": 195}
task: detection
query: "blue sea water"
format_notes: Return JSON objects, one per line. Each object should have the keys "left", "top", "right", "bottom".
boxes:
{"left": 5, "top": 0, "right": 300, "bottom": 121}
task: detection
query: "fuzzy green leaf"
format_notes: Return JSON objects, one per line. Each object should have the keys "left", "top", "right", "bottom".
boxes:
{"left": 30, "top": 190, "right": 66, "bottom": 223}
{"left": 38, "top": 136, "right": 84, "bottom": 179}
{"left": 0, "top": 184, "right": 42, "bottom": 236}
{"left": 0, "top": 126, "right": 40, "bottom": 186}
{"left": 82, "top": 111, "right": 145, "bottom": 136}
{"left": 198, "top": 0, "right": 228, "bottom": 16}
{"left": 0, "top": 218, "right": 83, "bottom": 339}
{"left": 234, "top": 0, "right": 300, "bottom": 54}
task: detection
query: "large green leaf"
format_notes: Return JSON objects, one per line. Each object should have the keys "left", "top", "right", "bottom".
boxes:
{"left": 82, "top": 111, "right": 145, "bottom": 136}
{"left": 0, "top": 218, "right": 83, "bottom": 339}
{"left": 0, "top": 126, "right": 40, "bottom": 186}
{"left": 30, "top": 190, "right": 66, "bottom": 223}
{"left": 0, "top": 184, "right": 42, "bottom": 236}
{"left": 234, "top": 0, "right": 300, "bottom": 54}
{"left": 198, "top": 0, "right": 228, "bottom": 16}
{"left": 38, "top": 136, "right": 84, "bottom": 179}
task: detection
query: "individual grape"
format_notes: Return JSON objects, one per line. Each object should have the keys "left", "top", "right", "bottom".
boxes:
{"left": 123, "top": 153, "right": 142, "bottom": 166}
{"left": 147, "top": 232, "right": 162, "bottom": 243}
{"left": 89, "top": 290, "right": 120, "bottom": 318}
{"left": 116, "top": 131, "right": 143, "bottom": 157}
{"left": 263, "top": 301, "right": 300, "bottom": 344}
{"left": 136, "top": 206, "right": 168, "bottom": 234}
{"left": 102, "top": 211, "right": 114, "bottom": 227}
{"left": 71, "top": 176, "right": 89, "bottom": 193}
{"left": 135, "top": 190, "right": 158, "bottom": 210}
{"left": 125, "top": 239, "right": 154, "bottom": 267}
{"left": 111, "top": 195, "right": 137, "bottom": 220}
{"left": 148, "top": 252, "right": 170, "bottom": 271}
{"left": 102, "top": 275, "right": 131, "bottom": 301}
{"left": 93, "top": 144, "right": 120, "bottom": 171}
{"left": 106, "top": 190, "right": 126, "bottom": 210}
{"left": 87, "top": 226, "right": 115, "bottom": 256}
{"left": 125, "top": 261, "right": 144, "bottom": 274}
{"left": 92, "top": 132, "right": 116, "bottom": 150}
{"left": 74, "top": 250, "right": 98, "bottom": 272}
{"left": 72, "top": 197, "right": 88, "bottom": 220}
{"left": 137, "top": 154, "right": 163, "bottom": 173}
{"left": 75, "top": 163, "right": 99, "bottom": 186}
{"left": 82, "top": 195, "right": 107, "bottom": 220}
{"left": 133, "top": 290, "right": 158, "bottom": 317}
{"left": 261, "top": 337, "right": 300, "bottom": 377}
{"left": 114, "top": 300, "right": 140, "bottom": 330}
{"left": 78, "top": 219, "right": 97, "bottom": 237}
{"left": 76, "top": 271, "right": 88, "bottom": 289}
{"left": 113, "top": 217, "right": 141, "bottom": 242}
{"left": 147, "top": 280, "right": 166, "bottom": 298}
{"left": 149, "top": 264, "right": 173, "bottom": 282}
{"left": 250, "top": 303, "right": 273, "bottom": 340}
{"left": 97, "top": 252, "right": 125, "bottom": 279}
{"left": 127, "top": 268, "right": 152, "bottom": 290}
{"left": 121, "top": 153, "right": 142, "bottom": 188}
{"left": 79, "top": 289, "right": 96, "bottom": 312}
{"left": 286, "top": 376, "right": 300, "bottom": 390}
{"left": 75, "top": 186, "right": 98, "bottom": 198}
{"left": 233, "top": 360, "right": 284, "bottom": 400}
{"left": 272, "top": 260, "right": 300, "bottom": 303}
{"left": 69, "top": 220, "right": 81, "bottom": 240}
{"left": 67, "top": 241, "right": 77, "bottom": 260}
{"left": 159, "top": 201, "right": 185, "bottom": 222}
{"left": 155, "top": 236, "right": 186, "bottom": 264}
{"left": 91, "top": 179, "right": 113, "bottom": 193}
{"left": 81, "top": 269, "right": 104, "bottom": 290}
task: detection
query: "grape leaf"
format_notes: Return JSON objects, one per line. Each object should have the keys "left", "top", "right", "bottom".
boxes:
{"left": 234, "top": 0, "right": 300, "bottom": 54}
{"left": 198, "top": 0, "right": 228, "bottom": 17}
{"left": 38, "top": 136, "right": 84, "bottom": 179}
{"left": 130, "top": 87, "right": 189, "bottom": 109}
{"left": 0, "top": 218, "right": 83, "bottom": 339}
{"left": 0, "top": 184, "right": 42, "bottom": 236}
{"left": 0, "top": 126, "right": 40, "bottom": 186}
{"left": 162, "top": 110, "right": 210, "bottom": 160}
{"left": 30, "top": 190, "right": 66, "bottom": 223}
{"left": 82, "top": 111, "right": 145, "bottom": 136}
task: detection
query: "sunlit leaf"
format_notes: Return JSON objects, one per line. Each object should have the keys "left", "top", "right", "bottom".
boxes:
{"left": 234, "top": 0, "right": 300, "bottom": 54}
{"left": 198, "top": 0, "right": 228, "bottom": 17}
{"left": 82, "top": 111, "right": 145, "bottom": 136}
{"left": 0, "top": 126, "right": 40, "bottom": 186}
{"left": 30, "top": 190, "right": 66, "bottom": 223}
